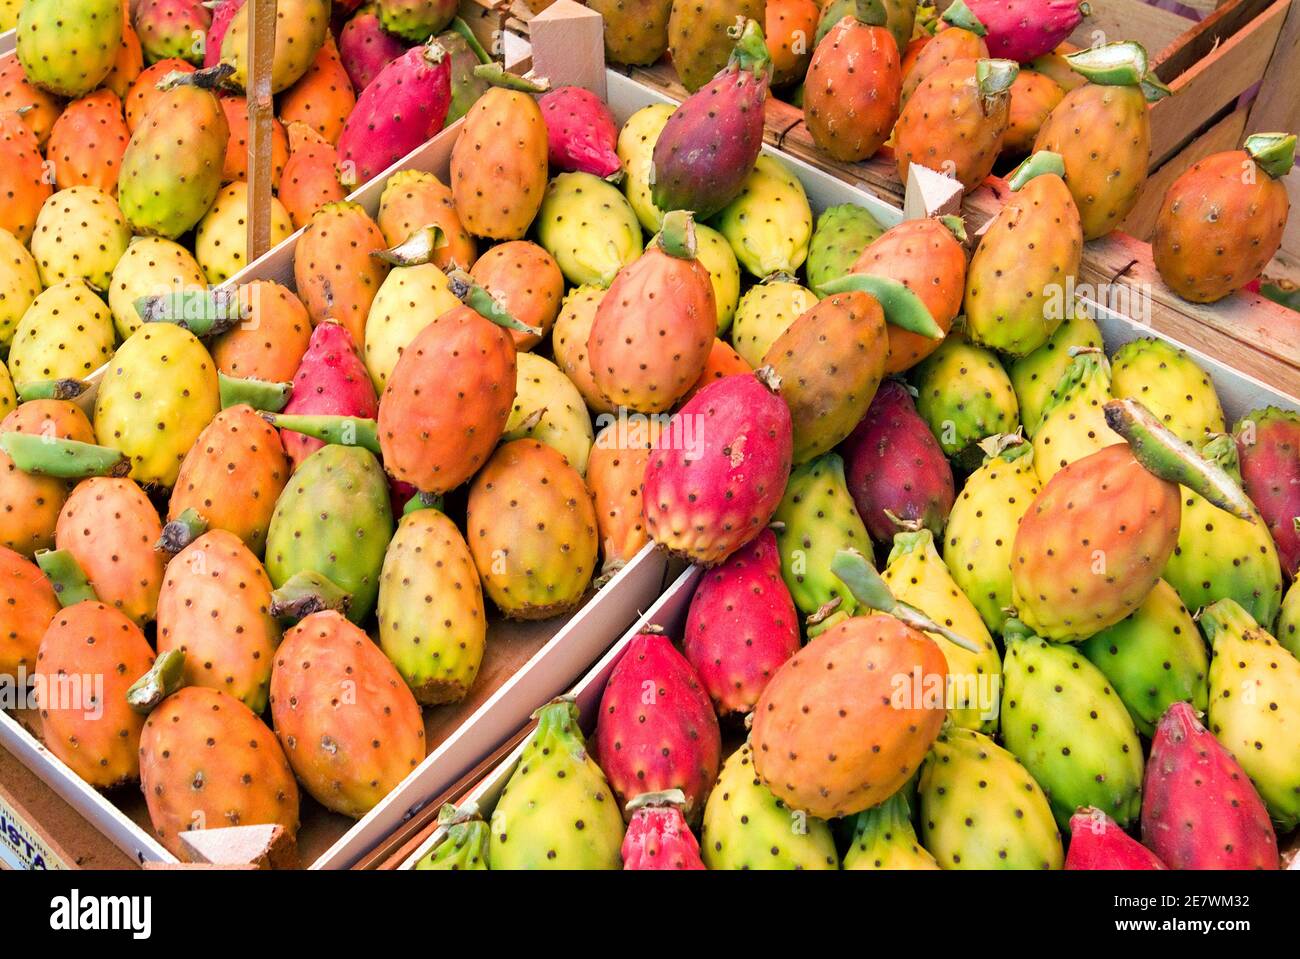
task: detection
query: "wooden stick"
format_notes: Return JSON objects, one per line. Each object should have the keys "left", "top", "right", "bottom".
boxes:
{"left": 245, "top": 0, "right": 276, "bottom": 268}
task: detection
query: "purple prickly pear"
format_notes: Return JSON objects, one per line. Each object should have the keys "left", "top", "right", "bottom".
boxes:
{"left": 651, "top": 18, "right": 771, "bottom": 220}
{"left": 338, "top": 5, "right": 410, "bottom": 93}
{"left": 621, "top": 791, "right": 706, "bottom": 869}
{"left": 539, "top": 86, "right": 621, "bottom": 179}
{"left": 965, "top": 0, "right": 1088, "bottom": 63}
{"left": 279, "top": 321, "right": 379, "bottom": 470}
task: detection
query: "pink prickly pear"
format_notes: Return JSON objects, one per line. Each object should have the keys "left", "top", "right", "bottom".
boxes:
{"left": 1065, "top": 808, "right": 1166, "bottom": 869}
{"left": 203, "top": 0, "right": 245, "bottom": 69}
{"left": 338, "top": 5, "right": 410, "bottom": 94}
{"left": 621, "top": 791, "right": 706, "bottom": 870}
{"left": 1233, "top": 407, "right": 1300, "bottom": 579}
{"left": 592, "top": 628, "right": 722, "bottom": 826}
{"left": 651, "top": 18, "right": 771, "bottom": 219}
{"left": 841, "top": 379, "right": 955, "bottom": 545}
{"left": 279, "top": 321, "right": 379, "bottom": 469}
{"left": 1141, "top": 702, "right": 1279, "bottom": 870}
{"left": 336, "top": 40, "right": 451, "bottom": 189}
{"left": 539, "top": 86, "right": 621, "bottom": 179}
{"left": 964, "top": 0, "right": 1089, "bottom": 63}
{"left": 683, "top": 528, "right": 799, "bottom": 715}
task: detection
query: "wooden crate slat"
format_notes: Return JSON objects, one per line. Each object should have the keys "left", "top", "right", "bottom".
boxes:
{"left": 1154, "top": 0, "right": 1277, "bottom": 76}
{"left": 1067, "top": 0, "right": 1194, "bottom": 54}
{"left": 1245, "top": 0, "right": 1300, "bottom": 136}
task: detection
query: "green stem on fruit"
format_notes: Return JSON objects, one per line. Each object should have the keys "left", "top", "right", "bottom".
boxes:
{"left": 976, "top": 59, "right": 1019, "bottom": 102}
{"left": 261, "top": 413, "right": 382, "bottom": 454}
{"left": 1008, "top": 151, "right": 1066, "bottom": 191}
{"left": 35, "top": 549, "right": 98, "bottom": 608}
{"left": 1000, "top": 618, "right": 1037, "bottom": 645}
{"left": 977, "top": 431, "right": 1032, "bottom": 464}
{"left": 403, "top": 491, "right": 445, "bottom": 515}
{"left": 1196, "top": 597, "right": 1261, "bottom": 644}
{"left": 1102, "top": 399, "right": 1256, "bottom": 521}
{"left": 1139, "top": 76, "right": 1173, "bottom": 103}
{"left": 0, "top": 433, "right": 128, "bottom": 479}
{"left": 446, "top": 269, "right": 542, "bottom": 335}
{"left": 726, "top": 18, "right": 773, "bottom": 78}
{"left": 15, "top": 379, "right": 88, "bottom": 402}
{"left": 372, "top": 225, "right": 447, "bottom": 267}
{"left": 1244, "top": 133, "right": 1297, "bottom": 179}
{"left": 126, "top": 650, "right": 187, "bottom": 714}
{"left": 219, "top": 372, "right": 293, "bottom": 412}
{"left": 1198, "top": 433, "right": 1244, "bottom": 484}
{"left": 657, "top": 210, "right": 698, "bottom": 260}
{"left": 1064, "top": 41, "right": 1148, "bottom": 87}
{"left": 136, "top": 288, "right": 243, "bottom": 335}
{"left": 941, "top": 0, "right": 987, "bottom": 36}
{"left": 448, "top": 17, "right": 492, "bottom": 66}
{"left": 269, "top": 570, "right": 353, "bottom": 621}
{"left": 817, "top": 273, "right": 943, "bottom": 339}
{"left": 156, "top": 508, "right": 208, "bottom": 555}
{"left": 472, "top": 63, "right": 550, "bottom": 93}
{"left": 939, "top": 214, "right": 968, "bottom": 244}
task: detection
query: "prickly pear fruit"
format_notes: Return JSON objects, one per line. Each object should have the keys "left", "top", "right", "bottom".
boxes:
{"left": 620, "top": 791, "right": 705, "bottom": 869}
{"left": 294, "top": 201, "right": 390, "bottom": 346}
{"left": 122, "top": 57, "right": 193, "bottom": 131}
{"left": 843, "top": 792, "right": 939, "bottom": 870}
{"left": 46, "top": 91, "right": 131, "bottom": 195}
{"left": 210, "top": 282, "right": 313, "bottom": 385}
{"left": 0, "top": 229, "right": 40, "bottom": 350}
{"left": 730, "top": 277, "right": 818, "bottom": 368}
{"left": 414, "top": 804, "right": 490, "bottom": 870}
{"left": 1142, "top": 700, "right": 1279, "bottom": 869}
{"left": 964, "top": 0, "right": 1086, "bottom": 62}
{"left": 1065, "top": 808, "right": 1166, "bottom": 870}
{"left": 439, "top": 24, "right": 491, "bottom": 126}
{"left": 218, "top": 96, "right": 289, "bottom": 186}
{"left": 590, "top": 0, "right": 672, "bottom": 66}
{"left": 467, "top": 241, "right": 563, "bottom": 352}
{"left": 466, "top": 439, "right": 597, "bottom": 619}
{"left": 195, "top": 182, "right": 293, "bottom": 284}
{"left": 280, "top": 124, "right": 346, "bottom": 230}
{"left": 805, "top": 0, "right": 901, "bottom": 161}
{"left": 337, "top": 41, "right": 451, "bottom": 190}
{"left": 1000, "top": 620, "right": 1144, "bottom": 828}
{"left": 1278, "top": 581, "right": 1298, "bottom": 657}
{"left": 0, "top": 111, "right": 52, "bottom": 246}
{"left": 919, "top": 725, "right": 1063, "bottom": 868}
{"left": 616, "top": 103, "right": 673, "bottom": 232}
{"left": 539, "top": 86, "right": 621, "bottom": 179}
{"left": 376, "top": 0, "right": 457, "bottom": 42}
{"left": 1153, "top": 133, "right": 1293, "bottom": 303}
{"left": 8, "top": 282, "right": 115, "bottom": 388}
{"left": 550, "top": 286, "right": 610, "bottom": 413}
{"left": 29, "top": 187, "right": 131, "bottom": 292}
{"left": 265, "top": 445, "right": 393, "bottom": 622}
{"left": 682, "top": 337, "right": 751, "bottom": 403}
{"left": 271, "top": 610, "right": 425, "bottom": 818}
{"left": 1079, "top": 578, "right": 1207, "bottom": 737}
{"left": 0, "top": 547, "right": 59, "bottom": 678}
{"left": 1031, "top": 349, "right": 1121, "bottom": 482}
{"left": 765, "top": 0, "right": 819, "bottom": 87}
{"left": 36, "top": 598, "right": 155, "bottom": 787}
{"left": 279, "top": 322, "right": 377, "bottom": 469}
{"left": 1003, "top": 69, "right": 1063, "bottom": 155}
{"left": 17, "top": 0, "right": 123, "bottom": 97}
{"left": 668, "top": 0, "right": 766, "bottom": 92}
{"left": 653, "top": 18, "right": 770, "bottom": 218}
{"left": 376, "top": 169, "right": 476, "bottom": 270}
{"left": 842, "top": 382, "right": 956, "bottom": 545}
{"left": 806, "top": 204, "right": 885, "bottom": 298}
{"left": 715, "top": 153, "right": 813, "bottom": 279}
{"left": 586, "top": 422, "right": 651, "bottom": 572}
{"left": 701, "top": 742, "right": 839, "bottom": 870}
{"left": 107, "top": 237, "right": 206, "bottom": 340}
{"left": 278, "top": 37, "right": 355, "bottom": 146}
{"left": 1009, "top": 311, "right": 1103, "bottom": 437}
{"left": 221, "top": 0, "right": 329, "bottom": 93}
{"left": 901, "top": 0, "right": 988, "bottom": 105}
{"left": 377, "top": 506, "right": 485, "bottom": 705}
{"left": 338, "top": 4, "right": 409, "bottom": 93}
{"left": 1109, "top": 338, "right": 1226, "bottom": 449}
{"left": 683, "top": 529, "right": 799, "bottom": 715}
{"left": 0, "top": 401, "right": 97, "bottom": 555}
{"left": 914, "top": 330, "right": 1020, "bottom": 466}
{"left": 883, "top": 529, "right": 1002, "bottom": 732}
{"left": 535, "top": 173, "right": 643, "bottom": 289}
{"left": 504, "top": 353, "right": 594, "bottom": 474}
{"left": 1233, "top": 407, "right": 1300, "bottom": 580}
{"left": 134, "top": 0, "right": 209, "bottom": 65}
{"left": 643, "top": 369, "right": 793, "bottom": 566}
{"left": 0, "top": 56, "right": 63, "bottom": 148}
{"left": 364, "top": 249, "right": 461, "bottom": 393}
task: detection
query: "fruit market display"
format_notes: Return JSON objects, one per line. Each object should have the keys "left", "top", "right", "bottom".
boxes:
{"left": 0, "top": 0, "right": 1297, "bottom": 874}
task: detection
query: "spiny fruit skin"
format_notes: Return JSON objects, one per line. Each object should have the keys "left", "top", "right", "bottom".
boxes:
{"left": 0, "top": 400, "right": 96, "bottom": 556}
{"left": 0, "top": 547, "right": 59, "bottom": 678}
{"left": 965, "top": 165, "right": 1082, "bottom": 357}
{"left": 377, "top": 508, "right": 486, "bottom": 705}
{"left": 466, "top": 440, "right": 598, "bottom": 620}
{"left": 765, "top": 0, "right": 818, "bottom": 86}
{"left": 843, "top": 379, "right": 955, "bottom": 549}
{"left": 590, "top": 0, "right": 672, "bottom": 66}
{"left": 774, "top": 452, "right": 871, "bottom": 622}
{"left": 668, "top": 0, "right": 766, "bottom": 92}
{"left": 18, "top": 0, "right": 123, "bottom": 97}
{"left": 338, "top": 5, "right": 408, "bottom": 93}
{"left": 1001, "top": 624, "right": 1144, "bottom": 829}
{"left": 763, "top": 291, "right": 886, "bottom": 463}
{"left": 701, "top": 742, "right": 839, "bottom": 870}
{"left": 376, "top": 0, "right": 457, "bottom": 43}
{"left": 108, "top": 237, "right": 206, "bottom": 341}
{"left": 0, "top": 110, "right": 53, "bottom": 245}
{"left": 504, "top": 353, "right": 594, "bottom": 475}
{"left": 94, "top": 324, "right": 221, "bottom": 488}
{"left": 1280, "top": 581, "right": 1299, "bottom": 658}
{"left": 280, "top": 124, "right": 346, "bottom": 231}
{"left": 901, "top": 20, "right": 988, "bottom": 106}
{"left": 622, "top": 794, "right": 706, "bottom": 869}
{"left": 805, "top": 13, "right": 900, "bottom": 162}
{"left": 271, "top": 610, "right": 425, "bottom": 819}
{"left": 0, "top": 228, "right": 42, "bottom": 350}
{"left": 585, "top": 423, "right": 651, "bottom": 571}
{"left": 884, "top": 529, "right": 1003, "bottom": 732}
{"left": 280, "top": 322, "right": 378, "bottom": 469}
{"left": 139, "top": 687, "right": 300, "bottom": 858}
{"left": 293, "top": 201, "right": 390, "bottom": 347}
{"left": 849, "top": 217, "right": 967, "bottom": 373}
{"left": 715, "top": 154, "right": 813, "bottom": 279}
{"left": 1079, "top": 579, "right": 1207, "bottom": 737}
{"left": 221, "top": 0, "right": 330, "bottom": 94}
{"left": 46, "top": 90, "right": 131, "bottom": 195}
{"left": 1110, "top": 338, "right": 1225, "bottom": 447}
{"left": 377, "top": 169, "right": 476, "bottom": 271}
{"left": 643, "top": 371, "right": 793, "bottom": 566}
{"left": 1009, "top": 311, "right": 1103, "bottom": 437}
{"left": 535, "top": 173, "right": 643, "bottom": 290}
{"left": 1203, "top": 599, "right": 1300, "bottom": 830}
{"left": 1030, "top": 349, "right": 1121, "bottom": 483}
{"left": 168, "top": 405, "right": 289, "bottom": 557}
{"left": 1153, "top": 147, "right": 1291, "bottom": 303}
{"left": 414, "top": 806, "right": 490, "bottom": 870}
{"left": 364, "top": 261, "right": 460, "bottom": 393}
{"left": 378, "top": 304, "right": 515, "bottom": 495}
{"left": 8, "top": 281, "right": 116, "bottom": 387}
{"left": 616, "top": 103, "right": 674, "bottom": 233}
{"left": 134, "top": 0, "right": 210, "bottom": 65}
{"left": 539, "top": 86, "right": 622, "bottom": 179}
{"left": 806, "top": 203, "right": 884, "bottom": 298}
{"left": 682, "top": 337, "right": 751, "bottom": 403}
{"left": 195, "top": 182, "right": 293, "bottom": 284}
{"left": 30, "top": 187, "right": 132, "bottom": 292}
{"left": 919, "top": 725, "right": 1064, "bottom": 869}
{"left": 123, "top": 58, "right": 194, "bottom": 131}
{"left": 337, "top": 41, "right": 452, "bottom": 190}
{"left": 0, "top": 56, "right": 64, "bottom": 148}
{"left": 1012, "top": 444, "right": 1181, "bottom": 642}
{"left": 1233, "top": 407, "right": 1300, "bottom": 579}
{"left": 265, "top": 445, "right": 394, "bottom": 623}
{"left": 470, "top": 241, "right": 566, "bottom": 352}
{"left": 211, "top": 281, "right": 313, "bottom": 385}
{"left": 1141, "top": 701, "right": 1279, "bottom": 869}
{"left": 913, "top": 331, "right": 1020, "bottom": 466}
{"left": 683, "top": 529, "right": 799, "bottom": 715}
{"left": 56, "top": 478, "right": 166, "bottom": 627}
{"left": 693, "top": 224, "right": 742, "bottom": 334}
{"left": 451, "top": 87, "right": 548, "bottom": 240}
{"left": 729, "top": 279, "right": 818, "bottom": 369}
{"left": 593, "top": 631, "right": 722, "bottom": 824}
{"left": 966, "top": 0, "right": 1085, "bottom": 62}
{"left": 842, "top": 792, "right": 939, "bottom": 870}
{"left": 1065, "top": 808, "right": 1166, "bottom": 870}
{"left": 440, "top": 26, "right": 490, "bottom": 126}
{"left": 1004, "top": 70, "right": 1064, "bottom": 155}
{"left": 36, "top": 601, "right": 156, "bottom": 788}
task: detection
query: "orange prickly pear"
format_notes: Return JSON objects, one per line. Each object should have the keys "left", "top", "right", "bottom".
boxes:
{"left": 681, "top": 337, "right": 751, "bottom": 404}
{"left": 1152, "top": 133, "right": 1294, "bottom": 304}
{"left": 1002, "top": 69, "right": 1063, "bottom": 155}
{"left": 804, "top": 0, "right": 900, "bottom": 162}
{"left": 0, "top": 401, "right": 98, "bottom": 556}
{"left": 279, "top": 124, "right": 347, "bottom": 231}
{"left": 765, "top": 0, "right": 819, "bottom": 87}
{"left": 0, "top": 546, "right": 59, "bottom": 678}
{"left": 104, "top": 10, "right": 145, "bottom": 101}
{"left": 0, "top": 56, "right": 64, "bottom": 147}
{"left": 0, "top": 110, "right": 53, "bottom": 245}
{"left": 220, "top": 96, "right": 289, "bottom": 188}
{"left": 377, "top": 169, "right": 476, "bottom": 270}
{"left": 293, "top": 201, "right": 390, "bottom": 346}
{"left": 895, "top": 57, "right": 1017, "bottom": 193}
{"left": 123, "top": 58, "right": 194, "bottom": 131}
{"left": 46, "top": 91, "right": 131, "bottom": 195}
{"left": 279, "top": 37, "right": 356, "bottom": 146}
{"left": 210, "top": 281, "right": 314, "bottom": 385}
{"left": 900, "top": 0, "right": 988, "bottom": 105}
{"left": 1034, "top": 41, "right": 1169, "bottom": 239}
{"left": 586, "top": 423, "right": 653, "bottom": 575}
{"left": 468, "top": 241, "right": 564, "bottom": 352}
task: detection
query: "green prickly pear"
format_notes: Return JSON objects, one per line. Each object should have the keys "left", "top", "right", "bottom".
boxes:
{"left": 1202, "top": 599, "right": 1300, "bottom": 829}
{"left": 1079, "top": 578, "right": 1208, "bottom": 737}
{"left": 714, "top": 154, "right": 813, "bottom": 279}
{"left": 1030, "top": 347, "right": 1121, "bottom": 482}
{"left": 919, "top": 725, "right": 1063, "bottom": 869}
{"left": 701, "top": 742, "right": 839, "bottom": 870}
{"left": 17, "top": 0, "right": 122, "bottom": 97}
{"left": 1278, "top": 581, "right": 1298, "bottom": 658}
{"left": 1008, "top": 309, "right": 1102, "bottom": 437}
{"left": 616, "top": 103, "right": 673, "bottom": 233}
{"left": 535, "top": 172, "right": 643, "bottom": 288}
{"left": 913, "top": 329, "right": 1020, "bottom": 467}
{"left": 729, "top": 276, "right": 818, "bottom": 368}
{"left": 504, "top": 353, "right": 594, "bottom": 475}
{"left": 30, "top": 187, "right": 132, "bottom": 291}
{"left": 488, "top": 700, "right": 625, "bottom": 870}
{"left": 805, "top": 203, "right": 885, "bottom": 297}
{"left": 1000, "top": 620, "right": 1144, "bottom": 829}
{"left": 8, "top": 281, "right": 116, "bottom": 388}
{"left": 1109, "top": 338, "right": 1225, "bottom": 447}
{"left": 414, "top": 804, "right": 490, "bottom": 870}
{"left": 842, "top": 792, "right": 938, "bottom": 870}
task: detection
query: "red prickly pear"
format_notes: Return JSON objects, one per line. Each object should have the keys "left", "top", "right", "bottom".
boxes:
{"left": 1233, "top": 407, "right": 1300, "bottom": 579}
{"left": 338, "top": 4, "right": 410, "bottom": 93}
{"left": 643, "top": 369, "right": 793, "bottom": 566}
{"left": 337, "top": 40, "right": 452, "bottom": 190}
{"left": 1141, "top": 702, "right": 1279, "bottom": 870}
{"left": 652, "top": 19, "right": 771, "bottom": 219}
{"left": 621, "top": 791, "right": 706, "bottom": 869}
{"left": 1066, "top": 808, "right": 1166, "bottom": 869}
{"left": 901, "top": 0, "right": 988, "bottom": 105}
{"left": 683, "top": 528, "right": 799, "bottom": 715}
{"left": 965, "top": 0, "right": 1088, "bottom": 63}
{"left": 805, "top": 0, "right": 901, "bottom": 162}
{"left": 592, "top": 629, "right": 722, "bottom": 825}
{"left": 280, "top": 321, "right": 379, "bottom": 470}
{"left": 203, "top": 0, "right": 245, "bottom": 69}
{"left": 539, "top": 86, "right": 621, "bottom": 179}
{"left": 842, "top": 379, "right": 955, "bottom": 545}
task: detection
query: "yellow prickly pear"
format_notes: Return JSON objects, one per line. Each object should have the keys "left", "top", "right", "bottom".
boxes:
{"left": 1008, "top": 309, "right": 1102, "bottom": 436}
{"left": 1030, "top": 347, "right": 1121, "bottom": 483}
{"left": 220, "top": 0, "right": 330, "bottom": 93}
{"left": 17, "top": 0, "right": 123, "bottom": 97}
{"left": 504, "top": 353, "right": 594, "bottom": 475}
{"left": 1109, "top": 338, "right": 1225, "bottom": 447}
{"left": 714, "top": 153, "right": 813, "bottom": 279}
{"left": 843, "top": 792, "right": 939, "bottom": 870}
